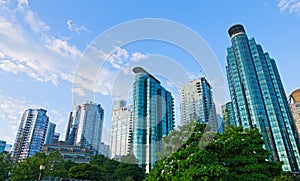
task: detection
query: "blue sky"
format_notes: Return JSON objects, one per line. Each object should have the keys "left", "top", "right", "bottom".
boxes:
{"left": 0, "top": 0, "right": 300, "bottom": 145}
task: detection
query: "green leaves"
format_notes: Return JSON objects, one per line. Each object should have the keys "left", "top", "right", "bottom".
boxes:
{"left": 146, "top": 123, "right": 283, "bottom": 181}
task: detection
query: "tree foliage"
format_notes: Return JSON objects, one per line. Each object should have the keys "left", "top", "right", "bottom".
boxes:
{"left": 68, "top": 163, "right": 105, "bottom": 180}
{"left": 146, "top": 122, "right": 283, "bottom": 181}
{"left": 0, "top": 151, "right": 13, "bottom": 180}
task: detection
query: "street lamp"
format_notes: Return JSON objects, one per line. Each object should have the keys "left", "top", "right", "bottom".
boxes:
{"left": 38, "top": 164, "right": 45, "bottom": 181}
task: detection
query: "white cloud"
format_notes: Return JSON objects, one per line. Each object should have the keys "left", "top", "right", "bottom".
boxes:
{"left": 0, "top": 2, "right": 80, "bottom": 86}
{"left": 98, "top": 46, "right": 129, "bottom": 69}
{"left": 0, "top": 94, "right": 68, "bottom": 144}
{"left": 67, "top": 20, "right": 90, "bottom": 34}
{"left": 17, "top": 0, "right": 28, "bottom": 10}
{"left": 278, "top": 0, "right": 300, "bottom": 14}
{"left": 24, "top": 10, "right": 49, "bottom": 33}
{"left": 130, "top": 52, "right": 148, "bottom": 62}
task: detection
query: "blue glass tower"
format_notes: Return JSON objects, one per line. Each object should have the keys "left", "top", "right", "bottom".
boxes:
{"left": 226, "top": 24, "right": 300, "bottom": 171}
{"left": 132, "top": 67, "right": 175, "bottom": 173}
{"left": 13, "top": 109, "right": 49, "bottom": 162}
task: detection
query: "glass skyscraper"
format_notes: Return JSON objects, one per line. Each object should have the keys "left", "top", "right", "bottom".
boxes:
{"left": 221, "top": 102, "right": 236, "bottom": 127}
{"left": 0, "top": 140, "right": 6, "bottom": 153}
{"left": 13, "top": 109, "right": 49, "bottom": 162}
{"left": 226, "top": 24, "right": 300, "bottom": 171}
{"left": 45, "top": 122, "right": 56, "bottom": 145}
{"left": 132, "top": 67, "right": 175, "bottom": 173}
{"left": 110, "top": 100, "right": 132, "bottom": 160}
{"left": 65, "top": 101, "right": 104, "bottom": 152}
{"left": 180, "top": 78, "right": 218, "bottom": 131}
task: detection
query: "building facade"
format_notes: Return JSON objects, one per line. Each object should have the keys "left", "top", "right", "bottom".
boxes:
{"left": 289, "top": 89, "right": 300, "bottom": 142}
{"left": 0, "top": 140, "right": 6, "bottom": 153}
{"left": 45, "top": 122, "right": 56, "bottom": 145}
{"left": 226, "top": 24, "right": 300, "bottom": 171}
{"left": 42, "top": 141, "right": 97, "bottom": 163}
{"left": 180, "top": 78, "right": 218, "bottom": 131}
{"left": 110, "top": 100, "right": 132, "bottom": 160}
{"left": 13, "top": 109, "right": 49, "bottom": 162}
{"left": 132, "top": 67, "right": 175, "bottom": 173}
{"left": 65, "top": 101, "right": 104, "bottom": 152}
{"left": 221, "top": 102, "right": 236, "bottom": 127}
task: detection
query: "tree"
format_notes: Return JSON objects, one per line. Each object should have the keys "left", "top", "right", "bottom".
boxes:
{"left": 146, "top": 122, "right": 283, "bottom": 181}
{"left": 68, "top": 163, "right": 105, "bottom": 180}
{"left": 44, "top": 151, "right": 67, "bottom": 178}
{"left": 207, "top": 126, "right": 282, "bottom": 180}
{"left": 90, "top": 154, "right": 120, "bottom": 180}
{"left": 112, "top": 154, "right": 145, "bottom": 181}
{"left": 11, "top": 152, "right": 47, "bottom": 181}
{"left": 0, "top": 151, "right": 13, "bottom": 180}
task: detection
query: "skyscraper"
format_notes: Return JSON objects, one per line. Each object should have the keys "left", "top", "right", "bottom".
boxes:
{"left": 180, "top": 78, "right": 218, "bottom": 131}
{"left": 110, "top": 100, "right": 132, "bottom": 160}
{"left": 221, "top": 102, "right": 235, "bottom": 127}
{"left": 132, "top": 67, "right": 175, "bottom": 173}
{"left": 13, "top": 109, "right": 49, "bottom": 162}
{"left": 0, "top": 140, "right": 6, "bottom": 153}
{"left": 289, "top": 89, "right": 300, "bottom": 142}
{"left": 226, "top": 24, "right": 300, "bottom": 171}
{"left": 65, "top": 101, "right": 104, "bottom": 152}
{"left": 45, "top": 122, "right": 56, "bottom": 145}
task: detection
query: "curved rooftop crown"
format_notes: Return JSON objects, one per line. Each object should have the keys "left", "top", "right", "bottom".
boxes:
{"left": 228, "top": 24, "right": 246, "bottom": 38}
{"left": 290, "top": 89, "right": 300, "bottom": 103}
{"left": 133, "top": 67, "right": 160, "bottom": 84}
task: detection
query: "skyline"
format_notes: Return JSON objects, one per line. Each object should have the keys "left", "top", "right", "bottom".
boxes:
{"left": 1, "top": 0, "right": 300, "bottom": 145}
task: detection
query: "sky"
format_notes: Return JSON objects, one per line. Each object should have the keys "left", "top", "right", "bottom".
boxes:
{"left": 0, "top": 0, "right": 300, "bottom": 145}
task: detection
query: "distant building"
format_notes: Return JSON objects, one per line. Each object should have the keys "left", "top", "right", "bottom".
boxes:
{"left": 13, "top": 109, "right": 49, "bottom": 162}
{"left": 42, "top": 141, "right": 97, "bottom": 163}
{"left": 289, "top": 89, "right": 300, "bottom": 142}
{"left": 0, "top": 140, "right": 6, "bottom": 153}
{"left": 99, "top": 142, "right": 110, "bottom": 158}
{"left": 221, "top": 102, "right": 235, "bottom": 127}
{"left": 180, "top": 78, "right": 218, "bottom": 131}
{"left": 53, "top": 133, "right": 60, "bottom": 144}
{"left": 216, "top": 114, "right": 225, "bottom": 134}
{"left": 110, "top": 100, "right": 132, "bottom": 160}
{"left": 132, "top": 67, "right": 175, "bottom": 173}
{"left": 45, "top": 122, "right": 56, "bottom": 145}
{"left": 65, "top": 101, "right": 104, "bottom": 152}
{"left": 226, "top": 24, "right": 300, "bottom": 172}
{"left": 5, "top": 144, "right": 12, "bottom": 152}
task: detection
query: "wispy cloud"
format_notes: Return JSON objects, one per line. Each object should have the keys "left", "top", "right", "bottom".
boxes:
{"left": 73, "top": 46, "right": 148, "bottom": 99}
{"left": 67, "top": 20, "right": 90, "bottom": 34}
{"left": 278, "top": 0, "right": 300, "bottom": 14}
{"left": 0, "top": 1, "right": 81, "bottom": 86}
{"left": 0, "top": 94, "right": 68, "bottom": 144}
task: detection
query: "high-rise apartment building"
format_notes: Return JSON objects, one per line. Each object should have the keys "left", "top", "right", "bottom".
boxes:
{"left": 180, "top": 78, "right": 218, "bottom": 131}
{"left": 221, "top": 102, "right": 235, "bottom": 127}
{"left": 110, "top": 100, "right": 132, "bottom": 160}
{"left": 13, "top": 109, "right": 49, "bottom": 162}
{"left": 289, "top": 89, "right": 300, "bottom": 142}
{"left": 132, "top": 67, "right": 175, "bottom": 173}
{"left": 226, "top": 24, "right": 300, "bottom": 171}
{"left": 45, "top": 122, "right": 56, "bottom": 145}
{"left": 65, "top": 101, "right": 104, "bottom": 152}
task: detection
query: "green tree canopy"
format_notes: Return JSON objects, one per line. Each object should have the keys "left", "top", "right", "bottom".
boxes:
{"left": 0, "top": 151, "right": 13, "bottom": 180}
{"left": 68, "top": 162, "right": 106, "bottom": 180}
{"left": 146, "top": 122, "right": 283, "bottom": 181}
{"left": 11, "top": 152, "right": 47, "bottom": 181}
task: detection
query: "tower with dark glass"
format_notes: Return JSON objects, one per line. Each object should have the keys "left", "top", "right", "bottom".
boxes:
{"left": 132, "top": 67, "right": 175, "bottom": 173}
{"left": 226, "top": 24, "right": 300, "bottom": 171}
